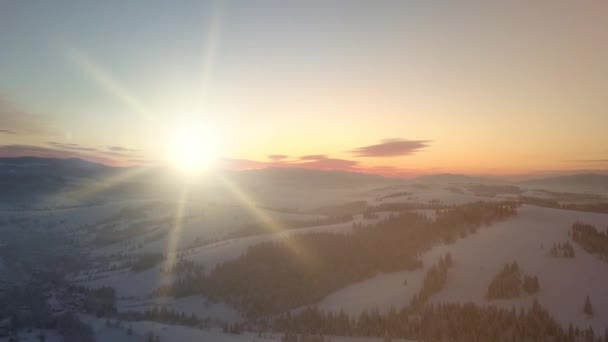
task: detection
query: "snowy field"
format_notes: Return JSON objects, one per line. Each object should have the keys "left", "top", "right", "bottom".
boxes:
{"left": 314, "top": 205, "right": 608, "bottom": 331}
{"left": 84, "top": 315, "right": 412, "bottom": 342}
{"left": 4, "top": 174, "right": 608, "bottom": 340}
{"left": 67, "top": 182, "right": 608, "bottom": 334}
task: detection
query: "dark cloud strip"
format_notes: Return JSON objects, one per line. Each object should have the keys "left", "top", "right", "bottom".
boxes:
{"left": 351, "top": 139, "right": 430, "bottom": 157}
{"left": 107, "top": 145, "right": 139, "bottom": 152}
{"left": 300, "top": 154, "right": 327, "bottom": 160}
{"left": 47, "top": 142, "right": 142, "bottom": 158}
{"left": 47, "top": 141, "right": 98, "bottom": 152}
{"left": 268, "top": 154, "right": 288, "bottom": 161}
{"left": 570, "top": 159, "right": 608, "bottom": 163}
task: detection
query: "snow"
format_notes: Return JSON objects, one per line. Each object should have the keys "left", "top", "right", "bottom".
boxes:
{"left": 0, "top": 329, "right": 61, "bottom": 342}
{"left": 83, "top": 315, "right": 412, "bottom": 342}
{"left": 76, "top": 266, "right": 170, "bottom": 297}
{"left": 315, "top": 269, "right": 426, "bottom": 316}
{"left": 368, "top": 183, "right": 500, "bottom": 207}
{"left": 423, "top": 205, "right": 608, "bottom": 332}
{"left": 92, "top": 203, "right": 326, "bottom": 258}
{"left": 76, "top": 213, "right": 387, "bottom": 298}
{"left": 183, "top": 213, "right": 390, "bottom": 270}
{"left": 117, "top": 295, "right": 241, "bottom": 323}
{"left": 6, "top": 176, "right": 608, "bottom": 335}
{"left": 312, "top": 204, "right": 608, "bottom": 331}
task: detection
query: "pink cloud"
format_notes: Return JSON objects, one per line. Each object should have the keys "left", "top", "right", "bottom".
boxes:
{"left": 296, "top": 155, "right": 359, "bottom": 171}
{"left": 300, "top": 154, "right": 327, "bottom": 160}
{"left": 351, "top": 139, "right": 430, "bottom": 157}
{"left": 219, "top": 155, "right": 422, "bottom": 178}
{"left": 268, "top": 154, "right": 288, "bottom": 161}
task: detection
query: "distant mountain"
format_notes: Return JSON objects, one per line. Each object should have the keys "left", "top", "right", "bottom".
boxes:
{"left": 520, "top": 173, "right": 608, "bottom": 192}
{"left": 0, "top": 159, "right": 406, "bottom": 209}
{"left": 0, "top": 157, "right": 112, "bottom": 170}
{"left": 229, "top": 167, "right": 401, "bottom": 188}
{"left": 0, "top": 156, "right": 121, "bottom": 183}
{"left": 0, "top": 157, "right": 124, "bottom": 205}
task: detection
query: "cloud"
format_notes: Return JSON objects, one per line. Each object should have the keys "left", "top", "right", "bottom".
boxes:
{"left": 220, "top": 149, "right": 431, "bottom": 178}
{"left": 300, "top": 154, "right": 327, "bottom": 160}
{"left": 222, "top": 155, "right": 359, "bottom": 172}
{"left": 47, "top": 141, "right": 98, "bottom": 152}
{"left": 99, "top": 150, "right": 132, "bottom": 157}
{"left": 297, "top": 155, "right": 359, "bottom": 170}
{"left": 301, "top": 158, "right": 359, "bottom": 170}
{"left": 128, "top": 158, "right": 158, "bottom": 165}
{"left": 107, "top": 145, "right": 139, "bottom": 152}
{"left": 350, "top": 139, "right": 430, "bottom": 157}
{"left": 0, "top": 129, "right": 17, "bottom": 134}
{"left": 45, "top": 142, "right": 142, "bottom": 159}
{"left": 220, "top": 158, "right": 277, "bottom": 170}
{"left": 268, "top": 154, "right": 288, "bottom": 162}
{"left": 570, "top": 159, "right": 608, "bottom": 163}
{"left": 220, "top": 154, "right": 421, "bottom": 177}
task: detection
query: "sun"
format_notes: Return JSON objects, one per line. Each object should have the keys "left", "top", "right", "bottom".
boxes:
{"left": 168, "top": 126, "right": 217, "bottom": 173}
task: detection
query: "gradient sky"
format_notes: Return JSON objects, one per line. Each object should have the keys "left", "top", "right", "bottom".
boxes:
{"left": 1, "top": 0, "right": 607, "bottom": 176}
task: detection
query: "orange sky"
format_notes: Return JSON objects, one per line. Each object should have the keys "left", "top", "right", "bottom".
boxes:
{"left": 1, "top": 1, "right": 607, "bottom": 177}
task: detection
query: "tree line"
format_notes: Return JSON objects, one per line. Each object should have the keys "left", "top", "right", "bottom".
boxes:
{"left": 485, "top": 261, "right": 540, "bottom": 300}
{"left": 273, "top": 300, "right": 605, "bottom": 341}
{"left": 571, "top": 221, "right": 608, "bottom": 261}
{"left": 155, "top": 202, "right": 517, "bottom": 317}
{"left": 409, "top": 253, "right": 453, "bottom": 311}
{"left": 550, "top": 241, "right": 575, "bottom": 258}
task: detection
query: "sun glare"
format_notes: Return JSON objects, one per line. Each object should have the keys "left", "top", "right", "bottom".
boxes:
{"left": 168, "top": 126, "right": 217, "bottom": 173}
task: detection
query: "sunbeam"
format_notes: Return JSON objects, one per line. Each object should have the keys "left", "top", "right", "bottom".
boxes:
{"left": 216, "top": 174, "right": 319, "bottom": 269}
{"left": 63, "top": 47, "right": 159, "bottom": 123}
{"left": 163, "top": 185, "right": 190, "bottom": 276}
{"left": 198, "top": 1, "right": 224, "bottom": 106}
{"left": 60, "top": 166, "right": 153, "bottom": 203}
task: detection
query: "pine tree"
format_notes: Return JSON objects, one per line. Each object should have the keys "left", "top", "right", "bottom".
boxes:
{"left": 445, "top": 252, "right": 453, "bottom": 268}
{"left": 533, "top": 276, "right": 540, "bottom": 292}
{"left": 583, "top": 295, "right": 594, "bottom": 317}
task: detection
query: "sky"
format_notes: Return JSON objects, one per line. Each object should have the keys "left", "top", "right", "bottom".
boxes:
{"left": 1, "top": 0, "right": 607, "bottom": 177}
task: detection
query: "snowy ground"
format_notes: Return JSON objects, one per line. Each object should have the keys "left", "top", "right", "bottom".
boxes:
{"left": 71, "top": 183, "right": 608, "bottom": 333}
{"left": 424, "top": 205, "right": 608, "bottom": 332}
{"left": 315, "top": 268, "right": 426, "bottom": 316}
{"left": 117, "top": 295, "right": 241, "bottom": 323}
{"left": 0, "top": 329, "right": 62, "bottom": 342}
{"left": 84, "top": 315, "right": 411, "bottom": 342}
{"left": 314, "top": 205, "right": 608, "bottom": 331}
{"left": 74, "top": 212, "right": 391, "bottom": 302}
{"left": 6, "top": 177, "right": 608, "bottom": 337}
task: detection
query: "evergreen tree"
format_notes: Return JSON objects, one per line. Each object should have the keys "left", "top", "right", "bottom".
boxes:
{"left": 583, "top": 295, "right": 594, "bottom": 317}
